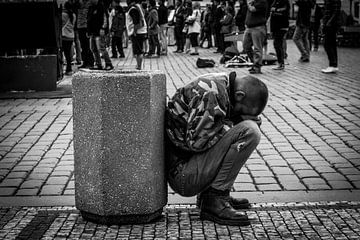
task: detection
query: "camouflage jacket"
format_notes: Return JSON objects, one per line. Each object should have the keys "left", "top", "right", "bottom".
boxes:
{"left": 165, "top": 73, "right": 233, "bottom": 153}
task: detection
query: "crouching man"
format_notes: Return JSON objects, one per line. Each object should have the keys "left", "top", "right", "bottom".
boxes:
{"left": 165, "top": 72, "right": 268, "bottom": 226}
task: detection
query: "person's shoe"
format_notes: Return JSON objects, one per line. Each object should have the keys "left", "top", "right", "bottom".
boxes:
{"left": 321, "top": 66, "right": 338, "bottom": 74}
{"left": 144, "top": 53, "right": 153, "bottom": 58}
{"left": 153, "top": 54, "right": 160, "bottom": 58}
{"left": 185, "top": 49, "right": 191, "bottom": 54}
{"left": 160, "top": 52, "right": 167, "bottom": 56}
{"left": 111, "top": 55, "right": 118, "bottom": 59}
{"left": 213, "top": 50, "right": 221, "bottom": 53}
{"left": 199, "top": 188, "right": 251, "bottom": 226}
{"left": 104, "top": 65, "right": 114, "bottom": 71}
{"left": 248, "top": 67, "right": 262, "bottom": 74}
{"left": 273, "top": 64, "right": 284, "bottom": 70}
{"left": 119, "top": 55, "right": 125, "bottom": 58}
{"left": 90, "top": 65, "right": 103, "bottom": 70}
{"left": 173, "top": 49, "right": 180, "bottom": 53}
{"left": 190, "top": 52, "right": 199, "bottom": 56}
{"left": 298, "top": 57, "right": 309, "bottom": 63}
{"left": 197, "top": 192, "right": 250, "bottom": 210}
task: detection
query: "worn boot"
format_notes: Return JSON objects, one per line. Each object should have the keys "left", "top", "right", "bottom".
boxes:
{"left": 199, "top": 188, "right": 250, "bottom": 226}
{"left": 196, "top": 192, "right": 250, "bottom": 210}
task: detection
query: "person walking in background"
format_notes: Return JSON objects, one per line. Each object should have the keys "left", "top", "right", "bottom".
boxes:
{"left": 270, "top": 0, "right": 290, "bottom": 70}
{"left": 126, "top": 0, "right": 148, "bottom": 70}
{"left": 186, "top": 1, "right": 201, "bottom": 55}
{"left": 146, "top": 0, "right": 161, "bottom": 58}
{"left": 110, "top": 5, "right": 126, "bottom": 58}
{"left": 87, "top": 0, "right": 114, "bottom": 70}
{"left": 213, "top": 0, "right": 225, "bottom": 53}
{"left": 242, "top": 0, "right": 268, "bottom": 74}
{"left": 173, "top": 0, "right": 186, "bottom": 53}
{"left": 75, "top": 0, "right": 94, "bottom": 69}
{"left": 309, "top": 2, "right": 322, "bottom": 52}
{"left": 200, "top": 4, "right": 213, "bottom": 48}
{"left": 183, "top": 0, "right": 193, "bottom": 54}
{"left": 219, "top": 6, "right": 234, "bottom": 53}
{"left": 62, "top": 1, "right": 76, "bottom": 75}
{"left": 321, "top": 0, "right": 341, "bottom": 73}
{"left": 235, "top": 0, "right": 247, "bottom": 32}
{"left": 158, "top": 0, "right": 168, "bottom": 55}
{"left": 292, "top": 0, "right": 315, "bottom": 63}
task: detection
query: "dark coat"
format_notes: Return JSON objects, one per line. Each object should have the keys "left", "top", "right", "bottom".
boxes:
{"left": 87, "top": 1, "right": 108, "bottom": 36}
{"left": 270, "top": 0, "right": 290, "bottom": 32}
{"left": 111, "top": 12, "right": 125, "bottom": 37}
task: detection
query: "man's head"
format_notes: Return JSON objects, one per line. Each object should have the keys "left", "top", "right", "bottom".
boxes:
{"left": 229, "top": 72, "right": 268, "bottom": 117}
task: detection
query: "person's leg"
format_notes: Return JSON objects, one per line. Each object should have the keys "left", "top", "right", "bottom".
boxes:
{"left": 154, "top": 34, "right": 161, "bottom": 56}
{"left": 174, "top": 26, "right": 181, "bottom": 52}
{"left": 251, "top": 26, "right": 266, "bottom": 71}
{"left": 74, "top": 30, "right": 82, "bottom": 64}
{"left": 313, "top": 24, "right": 320, "bottom": 50}
{"left": 62, "top": 40, "right": 73, "bottom": 73}
{"left": 117, "top": 34, "right": 125, "bottom": 57}
{"left": 293, "top": 26, "right": 307, "bottom": 60}
{"left": 160, "top": 24, "right": 168, "bottom": 54}
{"left": 308, "top": 22, "right": 314, "bottom": 51}
{"left": 324, "top": 28, "right": 338, "bottom": 68}
{"left": 90, "top": 36, "right": 102, "bottom": 68}
{"left": 111, "top": 35, "right": 118, "bottom": 58}
{"left": 99, "top": 35, "right": 113, "bottom": 68}
{"left": 273, "top": 31, "right": 285, "bottom": 69}
{"left": 78, "top": 29, "right": 93, "bottom": 67}
{"left": 302, "top": 27, "right": 310, "bottom": 59}
{"left": 148, "top": 34, "right": 155, "bottom": 55}
{"left": 242, "top": 28, "right": 254, "bottom": 63}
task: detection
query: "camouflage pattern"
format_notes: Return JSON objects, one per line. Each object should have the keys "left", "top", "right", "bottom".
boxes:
{"left": 165, "top": 72, "right": 233, "bottom": 153}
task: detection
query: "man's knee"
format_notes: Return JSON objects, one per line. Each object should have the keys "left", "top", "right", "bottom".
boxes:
{"left": 234, "top": 120, "right": 261, "bottom": 147}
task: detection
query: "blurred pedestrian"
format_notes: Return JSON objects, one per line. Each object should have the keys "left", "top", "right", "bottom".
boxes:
{"left": 321, "top": 0, "right": 341, "bottom": 73}
{"left": 158, "top": 0, "right": 168, "bottom": 55}
{"left": 235, "top": 0, "right": 247, "bottom": 32}
{"left": 87, "top": 0, "right": 114, "bottom": 70}
{"left": 242, "top": 0, "right": 268, "bottom": 74}
{"left": 62, "top": 1, "right": 77, "bottom": 75}
{"left": 292, "top": 0, "right": 315, "bottom": 63}
{"left": 213, "top": 0, "right": 225, "bottom": 53}
{"left": 126, "top": 0, "right": 148, "bottom": 70}
{"left": 187, "top": 1, "right": 201, "bottom": 55}
{"left": 75, "top": 0, "right": 94, "bottom": 69}
{"left": 309, "top": 2, "right": 322, "bottom": 51}
{"left": 270, "top": 0, "right": 290, "bottom": 70}
{"left": 200, "top": 4, "right": 213, "bottom": 48}
{"left": 219, "top": 6, "right": 234, "bottom": 53}
{"left": 173, "top": 0, "right": 186, "bottom": 53}
{"left": 146, "top": 0, "right": 161, "bottom": 58}
{"left": 110, "top": 5, "right": 126, "bottom": 58}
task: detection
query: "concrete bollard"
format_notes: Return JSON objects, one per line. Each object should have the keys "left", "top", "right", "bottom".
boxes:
{"left": 72, "top": 69, "right": 167, "bottom": 225}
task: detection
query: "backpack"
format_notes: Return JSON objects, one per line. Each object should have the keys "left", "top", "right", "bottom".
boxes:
{"left": 196, "top": 58, "right": 215, "bottom": 68}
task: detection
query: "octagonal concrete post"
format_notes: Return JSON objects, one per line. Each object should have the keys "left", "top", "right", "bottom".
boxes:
{"left": 72, "top": 70, "right": 167, "bottom": 224}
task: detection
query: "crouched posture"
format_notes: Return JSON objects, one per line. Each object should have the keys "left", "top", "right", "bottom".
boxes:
{"left": 165, "top": 72, "right": 268, "bottom": 226}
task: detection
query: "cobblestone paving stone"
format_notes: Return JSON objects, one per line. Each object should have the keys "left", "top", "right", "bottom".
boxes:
{"left": 0, "top": 42, "right": 359, "bottom": 197}
{"left": 0, "top": 202, "right": 359, "bottom": 239}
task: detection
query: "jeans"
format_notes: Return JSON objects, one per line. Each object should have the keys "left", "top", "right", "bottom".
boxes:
{"left": 111, "top": 34, "right": 124, "bottom": 57}
{"left": 167, "top": 120, "right": 261, "bottom": 197}
{"left": 62, "top": 39, "right": 73, "bottom": 72}
{"left": 293, "top": 26, "right": 310, "bottom": 59}
{"left": 90, "top": 35, "right": 112, "bottom": 67}
{"left": 309, "top": 22, "right": 320, "bottom": 50}
{"left": 78, "top": 28, "right": 94, "bottom": 67}
{"left": 243, "top": 25, "right": 266, "bottom": 69}
{"left": 148, "top": 33, "right": 161, "bottom": 55}
{"left": 159, "top": 24, "right": 168, "bottom": 53}
{"left": 273, "top": 30, "right": 287, "bottom": 65}
{"left": 175, "top": 25, "right": 185, "bottom": 51}
{"left": 323, "top": 27, "right": 338, "bottom": 67}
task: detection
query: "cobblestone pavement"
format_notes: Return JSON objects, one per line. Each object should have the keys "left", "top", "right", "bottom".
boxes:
{"left": 0, "top": 202, "right": 359, "bottom": 239}
{"left": 0, "top": 42, "right": 359, "bottom": 201}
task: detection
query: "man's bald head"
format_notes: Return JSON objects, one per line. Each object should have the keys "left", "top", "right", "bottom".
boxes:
{"left": 230, "top": 73, "right": 268, "bottom": 116}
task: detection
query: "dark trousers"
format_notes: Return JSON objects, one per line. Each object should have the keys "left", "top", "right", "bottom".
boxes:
{"left": 309, "top": 22, "right": 320, "bottom": 50}
{"left": 167, "top": 120, "right": 261, "bottom": 197}
{"left": 214, "top": 26, "right": 222, "bottom": 51}
{"left": 273, "top": 30, "right": 287, "bottom": 65}
{"left": 323, "top": 28, "right": 338, "bottom": 67}
{"left": 62, "top": 40, "right": 73, "bottom": 72}
{"left": 148, "top": 33, "right": 161, "bottom": 55}
{"left": 111, "top": 35, "right": 125, "bottom": 57}
{"left": 200, "top": 30, "right": 212, "bottom": 47}
{"left": 175, "top": 25, "right": 185, "bottom": 51}
{"left": 78, "top": 28, "right": 94, "bottom": 67}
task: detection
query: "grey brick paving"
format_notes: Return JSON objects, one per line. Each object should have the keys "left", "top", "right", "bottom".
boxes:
{"left": 0, "top": 42, "right": 359, "bottom": 201}
{"left": 0, "top": 202, "right": 359, "bottom": 239}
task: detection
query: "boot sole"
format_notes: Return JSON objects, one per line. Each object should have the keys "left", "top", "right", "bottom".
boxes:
{"left": 200, "top": 211, "right": 251, "bottom": 226}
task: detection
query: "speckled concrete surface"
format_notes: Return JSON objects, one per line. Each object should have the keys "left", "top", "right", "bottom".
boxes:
{"left": 72, "top": 70, "right": 167, "bottom": 222}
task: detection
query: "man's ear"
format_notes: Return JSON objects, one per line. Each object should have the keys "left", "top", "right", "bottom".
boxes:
{"left": 234, "top": 90, "right": 245, "bottom": 102}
